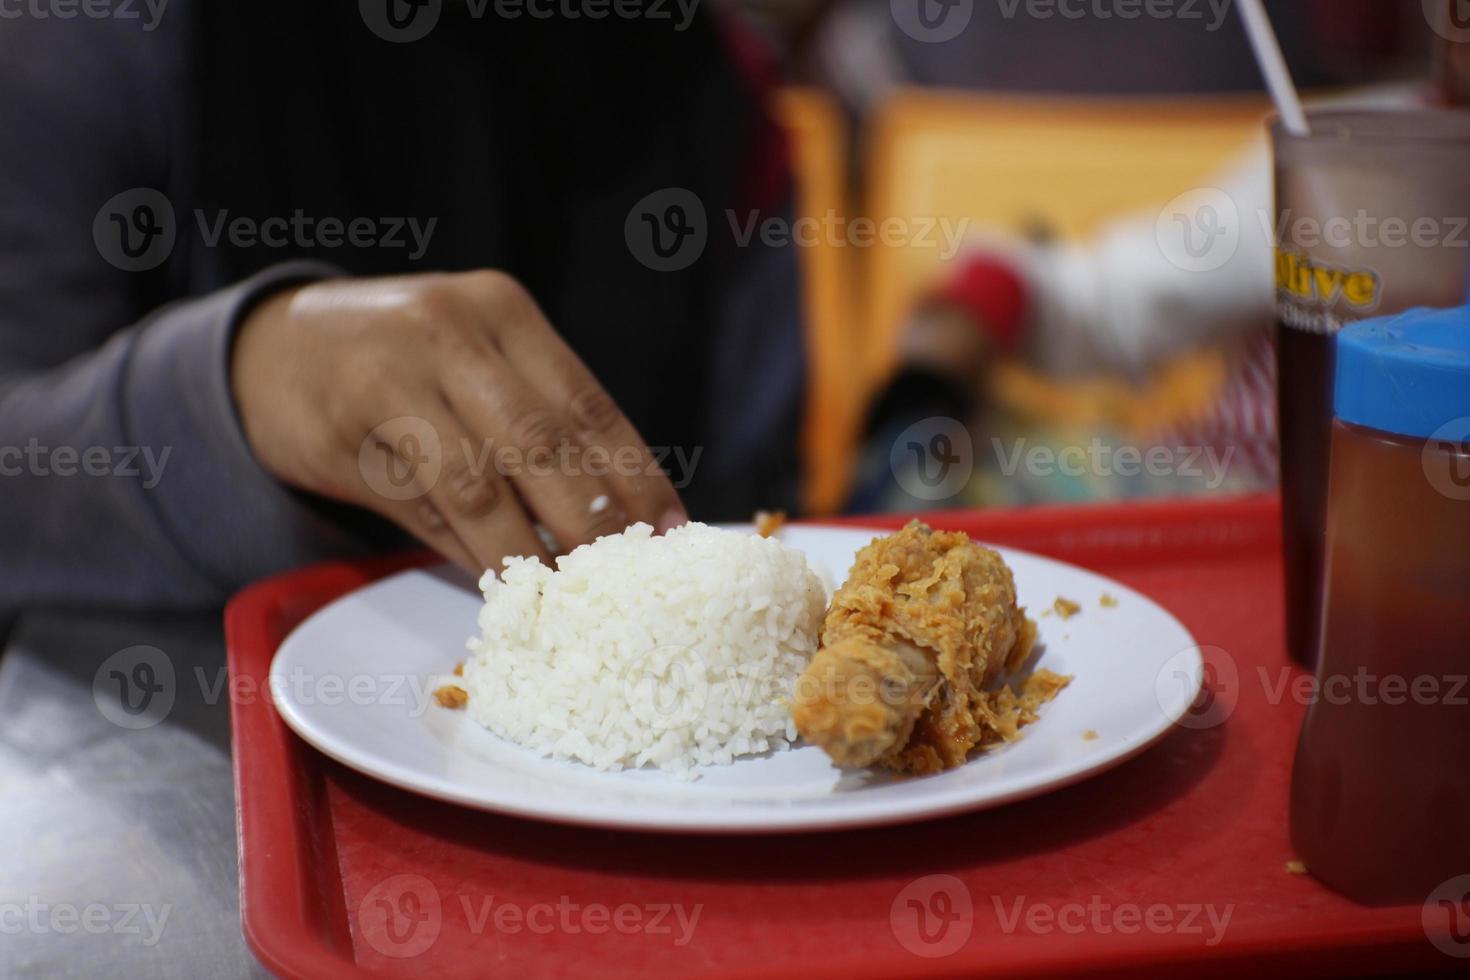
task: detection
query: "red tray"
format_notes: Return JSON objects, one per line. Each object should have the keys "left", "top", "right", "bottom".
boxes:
{"left": 225, "top": 494, "right": 1457, "bottom": 979}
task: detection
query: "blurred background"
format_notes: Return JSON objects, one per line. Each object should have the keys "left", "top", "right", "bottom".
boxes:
{"left": 719, "top": 0, "right": 1441, "bottom": 515}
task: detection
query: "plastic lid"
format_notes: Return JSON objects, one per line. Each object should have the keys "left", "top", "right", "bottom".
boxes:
{"left": 1335, "top": 307, "right": 1470, "bottom": 439}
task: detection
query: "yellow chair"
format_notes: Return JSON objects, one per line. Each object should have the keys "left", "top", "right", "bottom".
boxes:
{"left": 773, "top": 87, "right": 862, "bottom": 515}
{"left": 861, "top": 90, "right": 1271, "bottom": 432}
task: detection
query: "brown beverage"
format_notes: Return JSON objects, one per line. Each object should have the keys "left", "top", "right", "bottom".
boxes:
{"left": 1291, "top": 418, "right": 1470, "bottom": 905}
{"left": 1271, "top": 110, "right": 1470, "bottom": 667}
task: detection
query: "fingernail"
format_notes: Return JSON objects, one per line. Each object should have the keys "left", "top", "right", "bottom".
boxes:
{"left": 657, "top": 508, "right": 687, "bottom": 534}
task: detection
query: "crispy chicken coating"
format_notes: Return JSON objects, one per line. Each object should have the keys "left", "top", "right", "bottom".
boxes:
{"left": 791, "top": 520, "right": 1066, "bottom": 774}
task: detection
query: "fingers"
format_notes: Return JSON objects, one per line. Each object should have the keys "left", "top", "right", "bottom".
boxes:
{"left": 352, "top": 422, "right": 480, "bottom": 572}
{"left": 373, "top": 495, "right": 480, "bottom": 575}
{"left": 441, "top": 353, "right": 635, "bottom": 554}
{"left": 417, "top": 405, "right": 551, "bottom": 575}
{"left": 354, "top": 403, "right": 550, "bottom": 576}
{"left": 348, "top": 269, "right": 687, "bottom": 568}
{"left": 466, "top": 280, "right": 686, "bottom": 531}
{"left": 250, "top": 269, "right": 688, "bottom": 578}
{"left": 532, "top": 353, "right": 687, "bottom": 533}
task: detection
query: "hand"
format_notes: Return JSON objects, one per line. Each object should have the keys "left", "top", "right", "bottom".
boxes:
{"left": 230, "top": 270, "right": 687, "bottom": 574}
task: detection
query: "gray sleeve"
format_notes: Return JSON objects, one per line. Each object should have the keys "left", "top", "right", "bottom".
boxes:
{"left": 0, "top": 13, "right": 382, "bottom": 610}
{"left": 0, "top": 263, "right": 386, "bottom": 609}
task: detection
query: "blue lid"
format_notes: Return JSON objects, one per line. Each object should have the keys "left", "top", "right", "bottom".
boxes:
{"left": 1335, "top": 307, "right": 1470, "bottom": 439}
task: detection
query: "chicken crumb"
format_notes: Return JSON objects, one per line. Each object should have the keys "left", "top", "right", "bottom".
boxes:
{"left": 1100, "top": 593, "right": 1118, "bottom": 608}
{"left": 452, "top": 662, "right": 464, "bottom": 677}
{"left": 1053, "top": 596, "right": 1081, "bottom": 619}
{"left": 754, "top": 510, "right": 786, "bottom": 538}
{"left": 1082, "top": 729, "right": 1099, "bottom": 741}
{"left": 1285, "top": 860, "right": 1308, "bottom": 875}
{"left": 434, "top": 685, "right": 469, "bottom": 709}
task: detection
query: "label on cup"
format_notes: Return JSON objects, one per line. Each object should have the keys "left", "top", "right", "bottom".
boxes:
{"left": 1274, "top": 247, "right": 1383, "bottom": 335}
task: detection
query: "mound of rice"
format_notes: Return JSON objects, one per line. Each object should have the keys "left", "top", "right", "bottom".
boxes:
{"left": 461, "top": 522, "right": 827, "bottom": 773}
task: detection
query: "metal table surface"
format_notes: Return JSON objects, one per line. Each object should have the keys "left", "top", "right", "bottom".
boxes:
{"left": 0, "top": 611, "right": 269, "bottom": 979}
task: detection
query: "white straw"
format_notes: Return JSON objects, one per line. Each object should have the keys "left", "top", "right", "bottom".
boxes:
{"left": 1236, "top": 0, "right": 1309, "bottom": 135}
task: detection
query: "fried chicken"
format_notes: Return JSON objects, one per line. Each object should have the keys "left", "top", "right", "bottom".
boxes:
{"left": 791, "top": 520, "right": 1067, "bottom": 774}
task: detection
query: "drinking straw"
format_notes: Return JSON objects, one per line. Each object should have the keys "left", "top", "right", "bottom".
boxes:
{"left": 1236, "top": 0, "right": 1310, "bottom": 135}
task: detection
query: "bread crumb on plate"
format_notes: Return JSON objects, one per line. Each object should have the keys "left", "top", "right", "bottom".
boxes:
{"left": 754, "top": 510, "right": 786, "bottom": 538}
{"left": 1053, "top": 596, "right": 1081, "bottom": 619}
{"left": 1100, "top": 593, "right": 1118, "bottom": 608}
{"left": 434, "top": 685, "right": 468, "bottom": 709}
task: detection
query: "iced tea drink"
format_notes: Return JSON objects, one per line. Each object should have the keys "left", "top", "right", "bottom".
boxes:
{"left": 1272, "top": 110, "right": 1470, "bottom": 667}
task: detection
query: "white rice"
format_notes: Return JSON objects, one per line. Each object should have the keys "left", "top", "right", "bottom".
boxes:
{"left": 462, "top": 522, "right": 827, "bottom": 774}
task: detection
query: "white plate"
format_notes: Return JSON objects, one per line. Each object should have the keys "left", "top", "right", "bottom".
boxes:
{"left": 270, "top": 525, "right": 1201, "bottom": 833}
